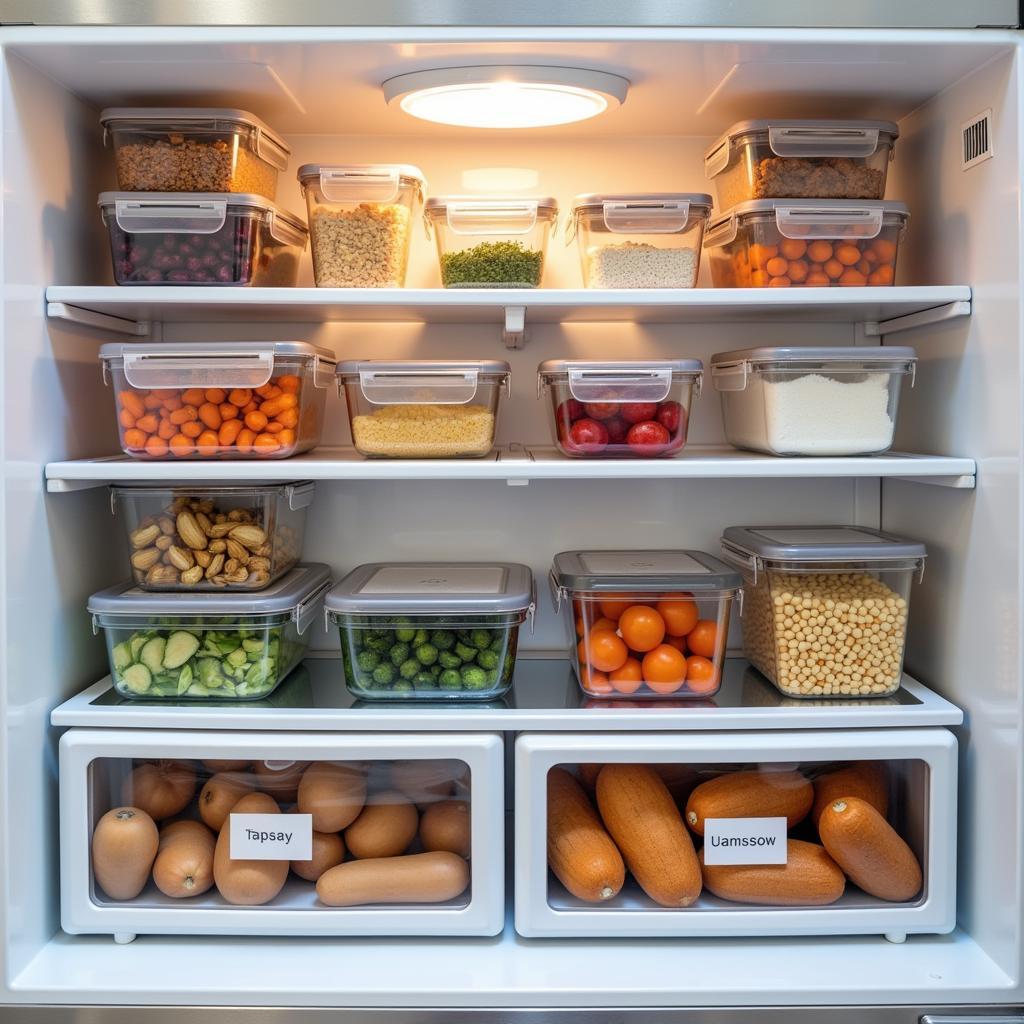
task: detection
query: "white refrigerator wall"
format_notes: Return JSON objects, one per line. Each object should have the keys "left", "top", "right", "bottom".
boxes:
{"left": 0, "top": 27, "right": 1022, "bottom": 1007}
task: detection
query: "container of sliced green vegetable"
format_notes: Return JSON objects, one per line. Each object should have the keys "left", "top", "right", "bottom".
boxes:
{"left": 424, "top": 196, "right": 557, "bottom": 288}
{"left": 88, "top": 563, "right": 331, "bottom": 700}
{"left": 325, "top": 562, "right": 535, "bottom": 700}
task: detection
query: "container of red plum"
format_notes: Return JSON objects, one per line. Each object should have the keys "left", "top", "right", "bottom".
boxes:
{"left": 537, "top": 360, "right": 702, "bottom": 458}
{"left": 98, "top": 192, "right": 308, "bottom": 286}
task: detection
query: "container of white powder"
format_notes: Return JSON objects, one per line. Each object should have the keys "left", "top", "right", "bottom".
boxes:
{"left": 710, "top": 346, "right": 917, "bottom": 456}
{"left": 568, "top": 192, "right": 712, "bottom": 288}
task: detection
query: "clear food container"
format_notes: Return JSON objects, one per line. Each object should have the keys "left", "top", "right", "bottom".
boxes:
{"left": 325, "top": 563, "right": 536, "bottom": 701}
{"left": 98, "top": 192, "right": 307, "bottom": 287}
{"left": 100, "top": 341, "right": 335, "bottom": 460}
{"left": 111, "top": 482, "right": 315, "bottom": 591}
{"left": 88, "top": 563, "right": 331, "bottom": 701}
{"left": 100, "top": 107, "right": 291, "bottom": 200}
{"left": 550, "top": 549, "right": 741, "bottom": 700}
{"left": 337, "top": 360, "right": 511, "bottom": 459}
{"left": 297, "top": 164, "right": 425, "bottom": 287}
{"left": 704, "top": 200, "right": 908, "bottom": 288}
{"left": 710, "top": 346, "right": 917, "bottom": 456}
{"left": 424, "top": 196, "right": 558, "bottom": 288}
{"left": 721, "top": 526, "right": 926, "bottom": 699}
{"left": 538, "top": 360, "right": 702, "bottom": 459}
{"left": 567, "top": 193, "right": 712, "bottom": 289}
{"left": 704, "top": 120, "right": 899, "bottom": 209}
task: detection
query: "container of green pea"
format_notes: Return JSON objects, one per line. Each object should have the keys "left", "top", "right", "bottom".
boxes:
{"left": 325, "top": 562, "right": 535, "bottom": 700}
{"left": 424, "top": 196, "right": 558, "bottom": 287}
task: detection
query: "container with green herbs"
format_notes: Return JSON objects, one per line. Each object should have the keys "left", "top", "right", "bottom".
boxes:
{"left": 425, "top": 196, "right": 557, "bottom": 288}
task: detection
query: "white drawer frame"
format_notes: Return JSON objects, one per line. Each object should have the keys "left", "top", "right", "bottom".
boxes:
{"left": 61, "top": 729, "right": 504, "bottom": 942}
{"left": 515, "top": 728, "right": 957, "bottom": 941}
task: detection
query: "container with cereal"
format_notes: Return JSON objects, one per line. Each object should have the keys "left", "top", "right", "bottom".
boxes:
{"left": 100, "top": 341, "right": 335, "bottom": 460}
{"left": 297, "top": 164, "right": 425, "bottom": 287}
{"left": 704, "top": 119, "right": 898, "bottom": 209}
{"left": 100, "top": 108, "right": 291, "bottom": 200}
{"left": 721, "top": 526, "right": 926, "bottom": 699}
{"left": 704, "top": 199, "right": 908, "bottom": 288}
{"left": 338, "top": 360, "right": 510, "bottom": 458}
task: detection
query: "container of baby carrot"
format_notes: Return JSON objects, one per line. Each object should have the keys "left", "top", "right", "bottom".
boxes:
{"left": 100, "top": 342, "right": 336, "bottom": 459}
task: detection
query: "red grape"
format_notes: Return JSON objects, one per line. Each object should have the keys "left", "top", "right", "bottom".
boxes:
{"left": 620, "top": 402, "right": 658, "bottom": 424}
{"left": 583, "top": 402, "right": 619, "bottom": 421}
{"left": 568, "top": 418, "right": 610, "bottom": 453}
{"left": 626, "top": 420, "right": 671, "bottom": 454}
{"left": 656, "top": 401, "right": 684, "bottom": 434}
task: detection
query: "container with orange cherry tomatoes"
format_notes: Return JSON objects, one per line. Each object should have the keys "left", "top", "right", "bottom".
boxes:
{"left": 703, "top": 199, "right": 908, "bottom": 288}
{"left": 550, "top": 549, "right": 741, "bottom": 700}
{"left": 100, "top": 341, "right": 336, "bottom": 459}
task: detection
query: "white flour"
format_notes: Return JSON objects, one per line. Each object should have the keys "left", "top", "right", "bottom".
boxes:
{"left": 586, "top": 242, "right": 698, "bottom": 288}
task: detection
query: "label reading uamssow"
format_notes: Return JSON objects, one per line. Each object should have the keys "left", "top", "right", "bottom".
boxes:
{"left": 229, "top": 813, "right": 312, "bottom": 861}
{"left": 702, "top": 817, "right": 787, "bottom": 866}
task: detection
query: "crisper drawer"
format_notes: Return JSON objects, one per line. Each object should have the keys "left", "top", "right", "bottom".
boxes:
{"left": 60, "top": 729, "right": 504, "bottom": 942}
{"left": 515, "top": 728, "right": 956, "bottom": 941}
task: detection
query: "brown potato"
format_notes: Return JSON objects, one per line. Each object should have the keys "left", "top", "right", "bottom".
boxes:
{"left": 198, "top": 771, "right": 257, "bottom": 831}
{"left": 297, "top": 762, "right": 367, "bottom": 832}
{"left": 92, "top": 806, "right": 159, "bottom": 900}
{"left": 291, "top": 830, "right": 346, "bottom": 883}
{"left": 419, "top": 799, "right": 471, "bottom": 858}
{"left": 153, "top": 820, "right": 215, "bottom": 898}
{"left": 122, "top": 761, "right": 196, "bottom": 821}
{"left": 213, "top": 792, "right": 288, "bottom": 906}
{"left": 345, "top": 790, "right": 418, "bottom": 859}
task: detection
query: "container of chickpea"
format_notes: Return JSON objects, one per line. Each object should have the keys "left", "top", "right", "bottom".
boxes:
{"left": 703, "top": 199, "right": 908, "bottom": 288}
{"left": 99, "top": 342, "right": 336, "bottom": 459}
{"left": 721, "top": 526, "right": 926, "bottom": 699}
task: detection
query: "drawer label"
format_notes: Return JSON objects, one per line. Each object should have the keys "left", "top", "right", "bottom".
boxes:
{"left": 229, "top": 813, "right": 312, "bottom": 860}
{"left": 702, "top": 817, "right": 787, "bottom": 865}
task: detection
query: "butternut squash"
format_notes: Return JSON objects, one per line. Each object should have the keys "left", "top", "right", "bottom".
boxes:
{"left": 152, "top": 819, "right": 215, "bottom": 898}
{"left": 345, "top": 790, "right": 418, "bottom": 859}
{"left": 291, "top": 830, "right": 346, "bottom": 882}
{"left": 316, "top": 851, "right": 469, "bottom": 907}
{"left": 213, "top": 791, "right": 289, "bottom": 906}
{"left": 91, "top": 806, "right": 159, "bottom": 900}
{"left": 811, "top": 762, "right": 889, "bottom": 826}
{"left": 577, "top": 764, "right": 602, "bottom": 792}
{"left": 685, "top": 769, "right": 813, "bottom": 835}
{"left": 700, "top": 839, "right": 846, "bottom": 906}
{"left": 121, "top": 760, "right": 196, "bottom": 821}
{"left": 818, "top": 796, "right": 922, "bottom": 902}
{"left": 547, "top": 767, "right": 625, "bottom": 903}
{"left": 595, "top": 763, "right": 701, "bottom": 907}
{"left": 297, "top": 761, "right": 367, "bottom": 832}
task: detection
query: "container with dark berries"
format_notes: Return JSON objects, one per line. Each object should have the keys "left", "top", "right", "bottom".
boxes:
{"left": 98, "top": 192, "right": 308, "bottom": 286}
{"left": 538, "top": 360, "right": 703, "bottom": 459}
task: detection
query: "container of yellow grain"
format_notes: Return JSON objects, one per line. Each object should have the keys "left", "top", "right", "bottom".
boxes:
{"left": 337, "top": 360, "right": 510, "bottom": 459}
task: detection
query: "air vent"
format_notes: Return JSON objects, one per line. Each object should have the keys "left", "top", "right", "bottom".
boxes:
{"left": 962, "top": 109, "right": 993, "bottom": 170}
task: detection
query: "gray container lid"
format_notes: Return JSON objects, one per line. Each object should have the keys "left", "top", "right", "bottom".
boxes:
{"left": 425, "top": 195, "right": 558, "bottom": 213}
{"left": 297, "top": 163, "right": 425, "bottom": 185}
{"left": 97, "top": 191, "right": 308, "bottom": 236}
{"left": 100, "top": 340, "right": 334, "bottom": 362}
{"left": 572, "top": 192, "right": 713, "bottom": 212}
{"left": 337, "top": 359, "right": 510, "bottom": 378}
{"left": 721, "top": 526, "right": 926, "bottom": 563}
{"left": 552, "top": 550, "right": 741, "bottom": 593}
{"left": 539, "top": 359, "right": 702, "bottom": 377}
{"left": 710, "top": 346, "right": 916, "bottom": 368}
{"left": 88, "top": 563, "right": 332, "bottom": 620}
{"left": 325, "top": 562, "right": 535, "bottom": 616}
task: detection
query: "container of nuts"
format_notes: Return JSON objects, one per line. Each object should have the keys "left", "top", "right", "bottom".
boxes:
{"left": 721, "top": 525, "right": 926, "bottom": 699}
{"left": 297, "top": 164, "right": 425, "bottom": 287}
{"left": 100, "top": 108, "right": 291, "bottom": 200}
{"left": 111, "top": 483, "right": 314, "bottom": 590}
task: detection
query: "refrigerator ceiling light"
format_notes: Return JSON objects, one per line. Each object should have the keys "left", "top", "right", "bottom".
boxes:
{"left": 382, "top": 66, "right": 629, "bottom": 129}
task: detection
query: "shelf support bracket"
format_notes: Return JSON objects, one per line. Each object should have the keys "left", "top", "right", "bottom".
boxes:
{"left": 503, "top": 306, "right": 526, "bottom": 348}
{"left": 47, "top": 301, "right": 151, "bottom": 336}
{"left": 861, "top": 299, "right": 971, "bottom": 339}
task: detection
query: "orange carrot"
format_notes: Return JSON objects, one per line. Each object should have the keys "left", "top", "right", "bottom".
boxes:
{"left": 244, "top": 410, "right": 268, "bottom": 432}
{"left": 169, "top": 433, "right": 193, "bottom": 456}
{"left": 228, "top": 388, "right": 252, "bottom": 407}
{"left": 144, "top": 436, "right": 169, "bottom": 457}
{"left": 235, "top": 428, "right": 256, "bottom": 454}
{"left": 123, "top": 428, "right": 147, "bottom": 449}
{"left": 197, "top": 402, "right": 222, "bottom": 430}
{"left": 169, "top": 406, "right": 198, "bottom": 425}
{"left": 218, "top": 419, "right": 243, "bottom": 446}
{"left": 181, "top": 421, "right": 203, "bottom": 439}
{"left": 182, "top": 388, "right": 205, "bottom": 407}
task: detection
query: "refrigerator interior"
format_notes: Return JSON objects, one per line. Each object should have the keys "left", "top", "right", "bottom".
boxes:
{"left": 0, "top": 24, "right": 1021, "bottom": 1010}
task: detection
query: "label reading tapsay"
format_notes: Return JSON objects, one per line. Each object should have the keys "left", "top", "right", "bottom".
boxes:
{"left": 229, "top": 813, "right": 312, "bottom": 861}
{"left": 702, "top": 817, "right": 788, "bottom": 866}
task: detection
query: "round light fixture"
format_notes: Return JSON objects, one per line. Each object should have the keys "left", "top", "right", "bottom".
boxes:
{"left": 382, "top": 65, "right": 629, "bottom": 129}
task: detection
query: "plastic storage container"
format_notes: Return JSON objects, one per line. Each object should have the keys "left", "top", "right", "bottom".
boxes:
{"left": 100, "top": 107, "right": 291, "bottom": 200}
{"left": 550, "top": 549, "right": 741, "bottom": 700}
{"left": 704, "top": 119, "right": 899, "bottom": 209}
{"left": 721, "top": 526, "right": 926, "bottom": 698}
{"left": 424, "top": 196, "right": 558, "bottom": 287}
{"left": 337, "top": 360, "right": 511, "bottom": 458}
{"left": 111, "top": 482, "right": 315, "bottom": 591}
{"left": 98, "top": 192, "right": 307, "bottom": 287}
{"left": 703, "top": 200, "right": 908, "bottom": 288}
{"left": 88, "top": 563, "right": 331, "bottom": 701}
{"left": 710, "top": 346, "right": 917, "bottom": 456}
{"left": 567, "top": 193, "right": 713, "bottom": 288}
{"left": 59, "top": 729, "right": 504, "bottom": 940}
{"left": 100, "top": 341, "right": 335, "bottom": 460}
{"left": 297, "top": 164, "right": 425, "bottom": 287}
{"left": 538, "top": 360, "right": 702, "bottom": 458}
{"left": 325, "top": 562, "right": 535, "bottom": 700}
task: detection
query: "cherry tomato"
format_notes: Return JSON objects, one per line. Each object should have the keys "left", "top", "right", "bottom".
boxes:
{"left": 567, "top": 418, "right": 609, "bottom": 454}
{"left": 603, "top": 417, "right": 628, "bottom": 445}
{"left": 587, "top": 630, "right": 629, "bottom": 673}
{"left": 580, "top": 665, "right": 612, "bottom": 694}
{"left": 664, "top": 633, "right": 688, "bottom": 655}
{"left": 618, "top": 605, "right": 666, "bottom": 653}
{"left": 589, "top": 616, "right": 618, "bottom": 634}
{"left": 620, "top": 402, "right": 658, "bottom": 424}
{"left": 656, "top": 401, "right": 684, "bottom": 434}
{"left": 626, "top": 420, "right": 671, "bottom": 455}
{"left": 583, "top": 402, "right": 619, "bottom": 421}
{"left": 657, "top": 599, "right": 699, "bottom": 637}
{"left": 599, "top": 595, "right": 633, "bottom": 621}
{"left": 609, "top": 657, "right": 644, "bottom": 694}
{"left": 684, "top": 655, "right": 719, "bottom": 694}
{"left": 687, "top": 620, "right": 719, "bottom": 659}
{"left": 556, "top": 399, "right": 585, "bottom": 425}
{"left": 641, "top": 644, "right": 688, "bottom": 693}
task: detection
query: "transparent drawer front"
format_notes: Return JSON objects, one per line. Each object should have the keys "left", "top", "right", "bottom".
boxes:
{"left": 515, "top": 730, "right": 957, "bottom": 939}
{"left": 60, "top": 730, "right": 504, "bottom": 940}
